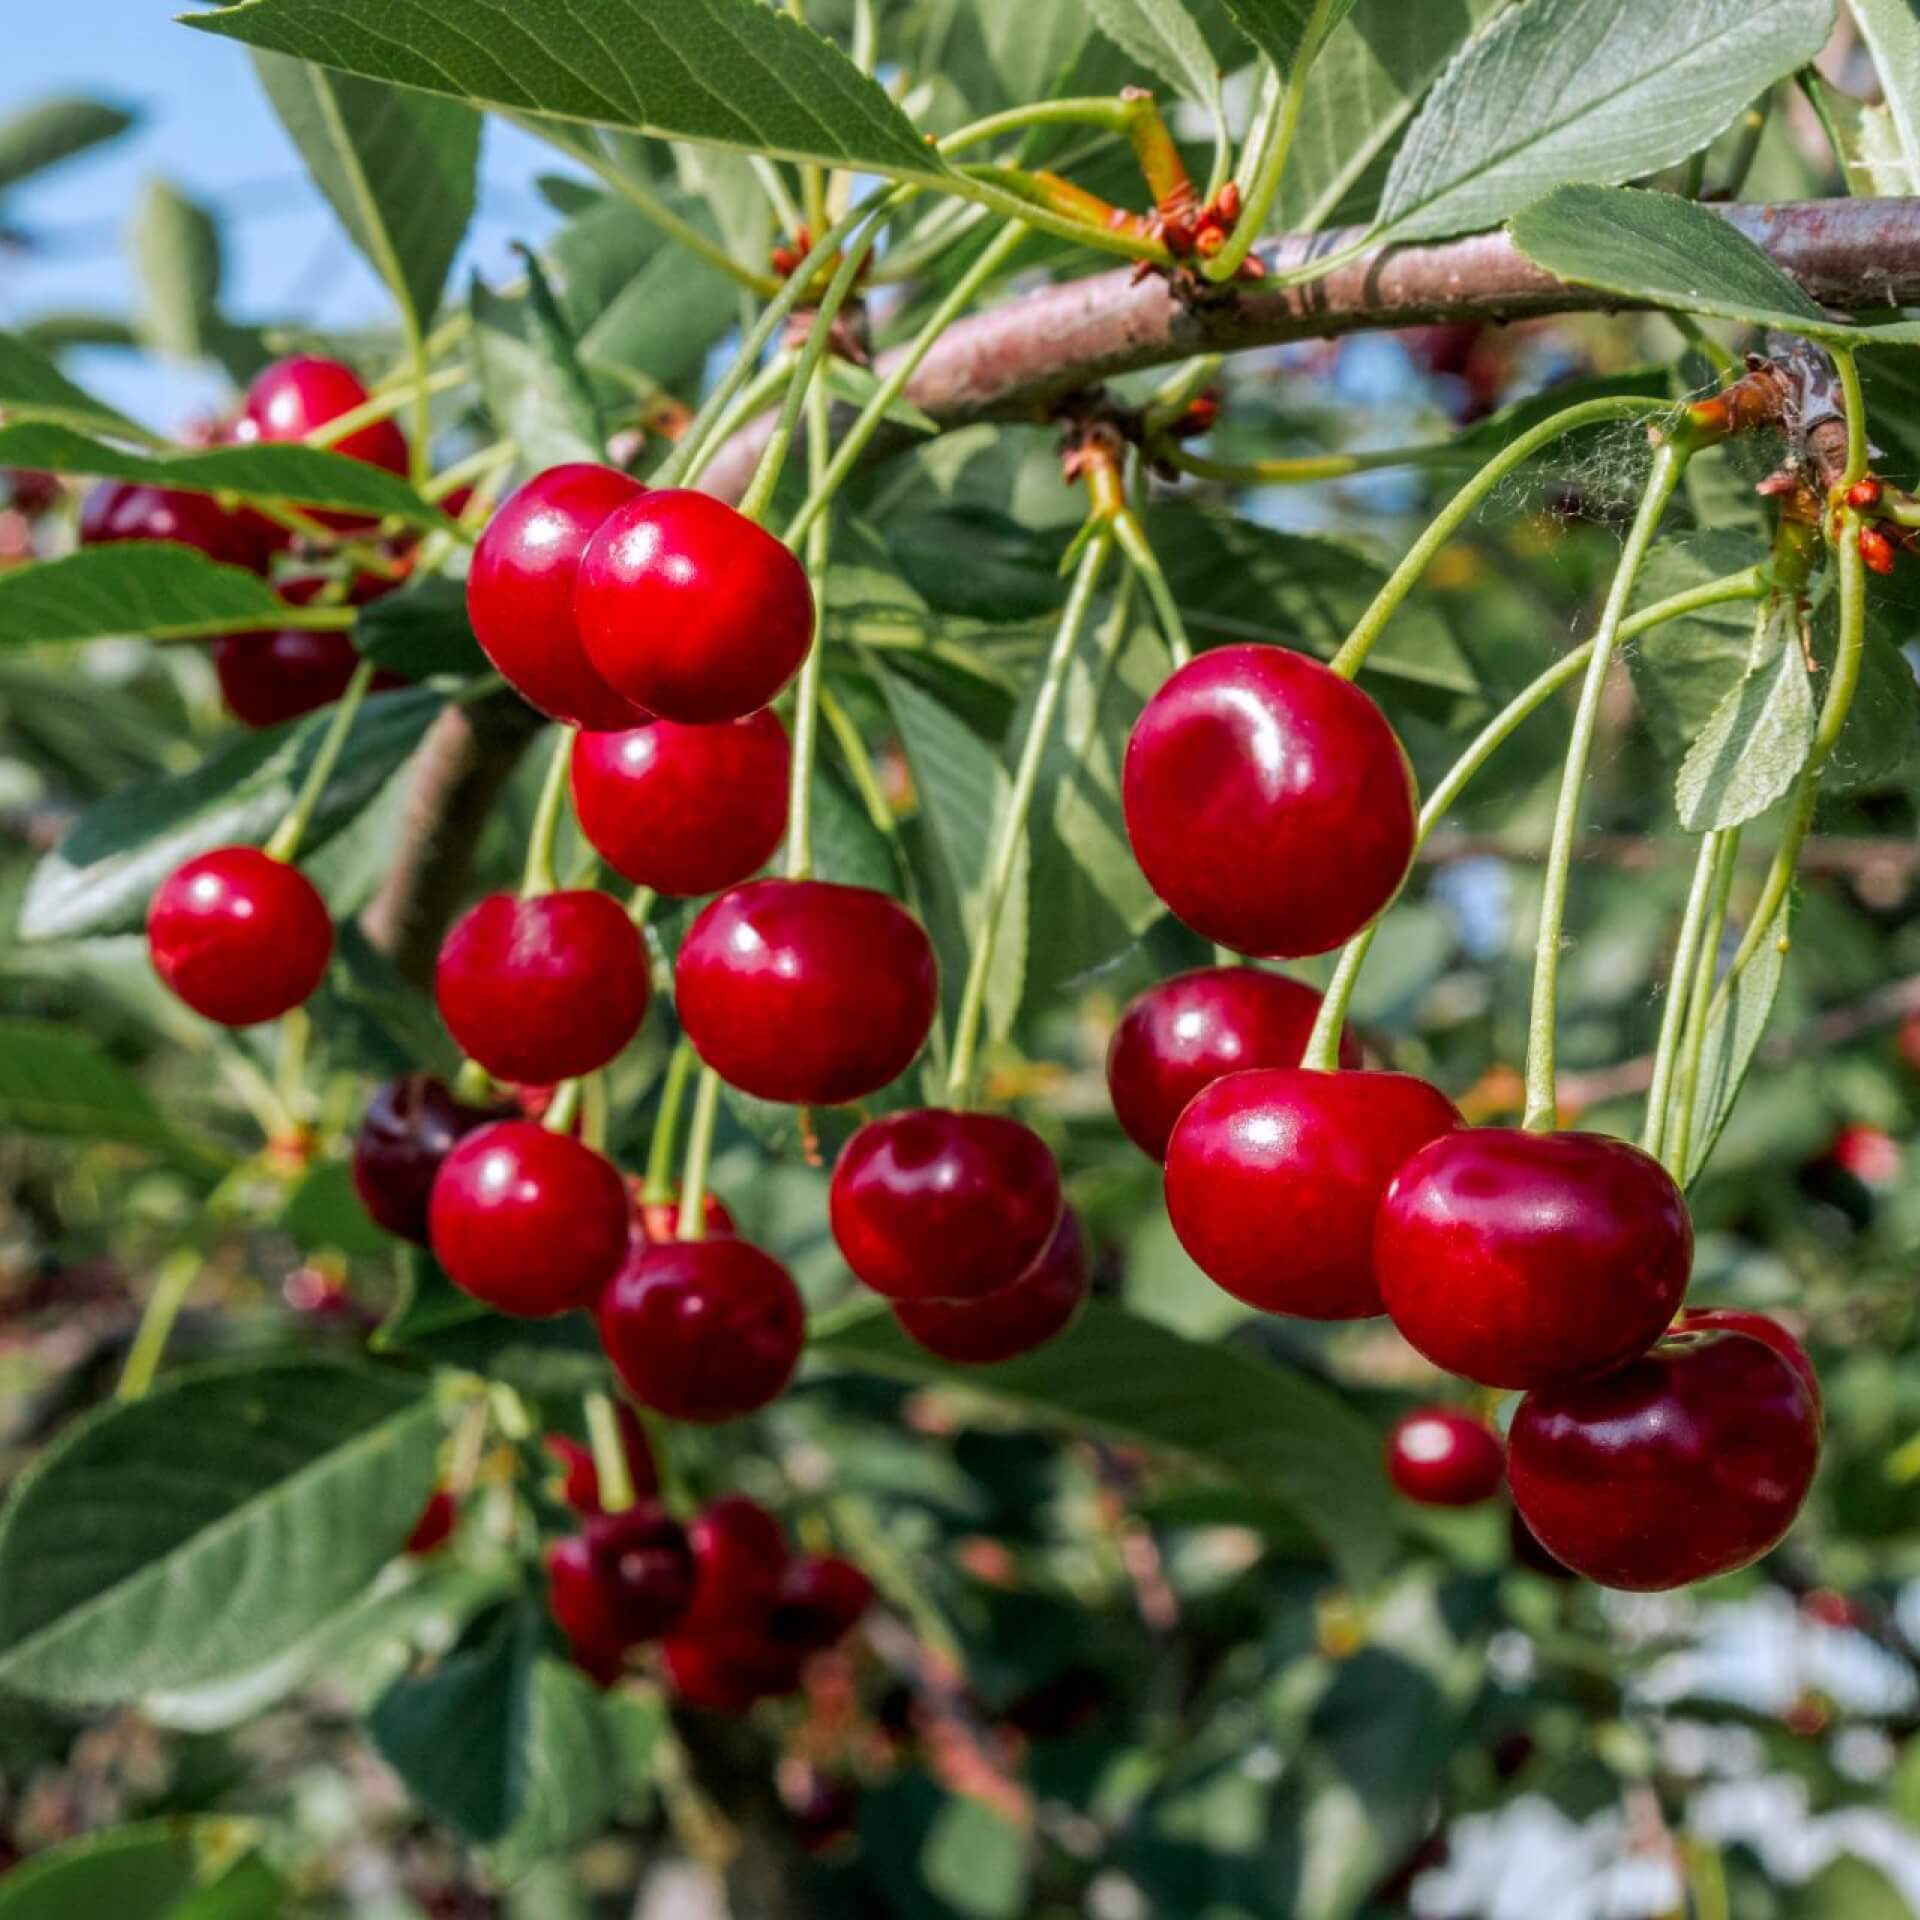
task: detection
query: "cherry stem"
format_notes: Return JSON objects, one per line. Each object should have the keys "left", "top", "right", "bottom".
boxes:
{"left": 519, "top": 725, "right": 576, "bottom": 897}
{"left": 1641, "top": 827, "right": 1731, "bottom": 1165}
{"left": 1158, "top": 441, "right": 1450, "bottom": 487}
{"left": 116, "top": 1248, "right": 201, "bottom": 1401}
{"left": 263, "top": 658, "right": 378, "bottom": 863}
{"left": 1664, "top": 828, "right": 1742, "bottom": 1180}
{"left": 1299, "top": 559, "right": 1767, "bottom": 1073}
{"left": 820, "top": 683, "right": 899, "bottom": 833}
{"left": 542, "top": 1078, "right": 584, "bottom": 1135}
{"left": 1835, "top": 348, "right": 1870, "bottom": 491}
{"left": 301, "top": 363, "right": 469, "bottom": 457}
{"left": 784, "top": 369, "right": 835, "bottom": 881}
{"left": 1522, "top": 438, "right": 1688, "bottom": 1132}
{"left": 675, "top": 1066, "right": 724, "bottom": 1240}
{"left": 783, "top": 218, "right": 1030, "bottom": 550}
{"left": 946, "top": 529, "right": 1115, "bottom": 1104}
{"left": 1111, "top": 506, "right": 1192, "bottom": 668}
{"left": 1327, "top": 396, "right": 1672, "bottom": 681}
{"left": 580, "top": 1071, "right": 609, "bottom": 1153}
{"left": 643, "top": 1038, "right": 699, "bottom": 1204}
{"left": 584, "top": 1389, "right": 636, "bottom": 1514}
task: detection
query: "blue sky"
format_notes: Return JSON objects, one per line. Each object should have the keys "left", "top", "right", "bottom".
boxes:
{"left": 5, "top": 0, "right": 566, "bottom": 431}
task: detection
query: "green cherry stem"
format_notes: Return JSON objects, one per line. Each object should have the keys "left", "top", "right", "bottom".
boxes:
{"left": 675, "top": 1066, "right": 724, "bottom": 1241}
{"left": 117, "top": 1247, "right": 202, "bottom": 1401}
{"left": 785, "top": 374, "right": 835, "bottom": 881}
{"left": 542, "top": 1078, "right": 584, "bottom": 1136}
{"left": 1328, "top": 395, "right": 1672, "bottom": 681}
{"left": 1835, "top": 348, "right": 1870, "bottom": 490}
{"left": 1111, "top": 507, "right": 1192, "bottom": 668}
{"left": 519, "top": 725, "right": 577, "bottom": 898}
{"left": 1664, "top": 827, "right": 1742, "bottom": 1179}
{"left": 263, "top": 659, "right": 378, "bottom": 863}
{"left": 584, "top": 1389, "right": 637, "bottom": 1514}
{"left": 643, "top": 1038, "right": 700, "bottom": 1205}
{"left": 1522, "top": 438, "right": 1688, "bottom": 1132}
{"left": 946, "top": 529, "right": 1115, "bottom": 1104}
{"left": 1641, "top": 827, "right": 1729, "bottom": 1164}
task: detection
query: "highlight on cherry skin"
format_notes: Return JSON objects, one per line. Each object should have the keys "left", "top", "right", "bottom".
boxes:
{"left": 1385, "top": 1406, "right": 1506, "bottom": 1508}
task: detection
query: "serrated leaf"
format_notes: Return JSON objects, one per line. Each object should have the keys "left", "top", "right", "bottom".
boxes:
{"left": 0, "top": 544, "right": 290, "bottom": 647}
{"left": 0, "top": 1820, "right": 277, "bottom": 1920}
{"left": 1676, "top": 901, "right": 1789, "bottom": 1185}
{"left": 470, "top": 271, "right": 602, "bottom": 470}
{"left": 1627, "top": 530, "right": 1772, "bottom": 758}
{"left": 252, "top": 52, "right": 479, "bottom": 332}
{"left": 0, "top": 1358, "right": 440, "bottom": 1704}
{"left": 0, "top": 95, "right": 136, "bottom": 195}
{"left": 353, "top": 575, "right": 486, "bottom": 678}
{"left": 186, "top": 0, "right": 950, "bottom": 186}
{"left": 0, "top": 330, "right": 152, "bottom": 439}
{"left": 1373, "top": 0, "right": 1836, "bottom": 245}
{"left": 1086, "top": 0, "right": 1225, "bottom": 112}
{"left": 1221, "top": 0, "right": 1357, "bottom": 76}
{"left": 813, "top": 1302, "right": 1395, "bottom": 1586}
{"left": 20, "top": 686, "right": 443, "bottom": 942}
{"left": 1510, "top": 185, "right": 1842, "bottom": 339}
{"left": 1674, "top": 601, "right": 1815, "bottom": 830}
{"left": 1854, "top": 0, "right": 1920, "bottom": 195}
{"left": 0, "top": 424, "right": 449, "bottom": 528}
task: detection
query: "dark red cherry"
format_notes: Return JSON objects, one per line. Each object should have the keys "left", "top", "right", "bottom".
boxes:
{"left": 428, "top": 1120, "right": 630, "bottom": 1317}
{"left": 404, "top": 1487, "right": 458, "bottom": 1555}
{"left": 831, "top": 1109, "right": 1063, "bottom": 1303}
{"left": 545, "top": 1501, "right": 695, "bottom": 1654}
{"left": 1377, "top": 1129, "right": 1692, "bottom": 1388}
{"left": 676, "top": 879, "right": 938, "bottom": 1105}
{"left": 1385, "top": 1407, "right": 1505, "bottom": 1507}
{"left": 1507, "top": 1327, "right": 1821, "bottom": 1590}
{"left": 544, "top": 1402, "right": 660, "bottom": 1513}
{"left": 893, "top": 1208, "right": 1088, "bottom": 1363}
{"left": 79, "top": 478, "right": 272, "bottom": 570}
{"left": 570, "top": 712, "right": 790, "bottom": 896}
{"left": 680, "top": 1495, "right": 789, "bottom": 1637}
{"left": 574, "top": 488, "right": 814, "bottom": 723}
{"left": 767, "top": 1555, "right": 873, "bottom": 1651}
{"left": 351, "top": 1072, "right": 502, "bottom": 1243}
{"left": 215, "top": 628, "right": 384, "bottom": 728}
{"left": 1107, "top": 966, "right": 1361, "bottom": 1161}
{"left": 1676, "top": 1307, "right": 1820, "bottom": 1422}
{"left": 598, "top": 1236, "right": 806, "bottom": 1422}
{"left": 147, "top": 847, "right": 333, "bottom": 1026}
{"left": 465, "top": 464, "right": 651, "bottom": 729}
{"left": 240, "top": 354, "right": 409, "bottom": 475}
{"left": 435, "top": 889, "right": 650, "bottom": 1086}
{"left": 5, "top": 469, "right": 58, "bottom": 517}
{"left": 1122, "top": 644, "right": 1417, "bottom": 958}
{"left": 1165, "top": 1068, "right": 1458, "bottom": 1319}
{"left": 662, "top": 1631, "right": 805, "bottom": 1712}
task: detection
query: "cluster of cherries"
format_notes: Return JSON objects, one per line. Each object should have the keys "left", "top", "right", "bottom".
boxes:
{"left": 1108, "top": 641, "right": 1820, "bottom": 1590}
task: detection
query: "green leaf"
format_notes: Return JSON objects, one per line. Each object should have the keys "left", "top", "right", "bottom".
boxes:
{"left": 1223, "top": 0, "right": 1358, "bottom": 76}
{"left": 1628, "top": 530, "right": 1772, "bottom": 758}
{"left": 252, "top": 53, "right": 479, "bottom": 332}
{"left": 1675, "top": 900, "right": 1789, "bottom": 1186}
{"left": 282, "top": 1159, "right": 395, "bottom": 1258}
{"left": 353, "top": 575, "right": 487, "bottom": 678}
{"left": 1784, "top": 1854, "right": 1915, "bottom": 1920}
{"left": 0, "top": 544, "right": 290, "bottom": 646}
{"left": 470, "top": 270, "right": 602, "bottom": 471}
{"left": 20, "top": 686, "right": 444, "bottom": 942}
{"left": 187, "top": 0, "right": 950, "bottom": 186}
{"left": 1086, "top": 0, "right": 1226, "bottom": 113}
{"left": 0, "top": 1820, "right": 276, "bottom": 1920}
{"left": 1674, "top": 600, "right": 1815, "bottom": 831}
{"left": 0, "top": 1357, "right": 440, "bottom": 1704}
{"left": 1853, "top": 0, "right": 1920, "bottom": 196}
{"left": 0, "top": 424, "right": 449, "bottom": 528}
{"left": 0, "top": 96, "right": 136, "bottom": 195}
{"left": 369, "top": 1596, "right": 621, "bottom": 1865}
{"left": 1373, "top": 0, "right": 1836, "bottom": 245}
{"left": 0, "top": 329, "right": 153, "bottom": 439}
{"left": 130, "top": 179, "right": 223, "bottom": 363}
{"left": 812, "top": 1302, "right": 1395, "bottom": 1586}
{"left": 1510, "top": 185, "right": 1836, "bottom": 338}
{"left": 0, "top": 1018, "right": 226, "bottom": 1170}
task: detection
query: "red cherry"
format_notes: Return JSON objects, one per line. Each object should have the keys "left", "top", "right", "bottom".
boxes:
{"left": 662, "top": 1631, "right": 805, "bottom": 1712}
{"left": 831, "top": 1109, "right": 1063, "bottom": 1303}
{"left": 767, "top": 1555, "right": 873, "bottom": 1651}
{"left": 1165, "top": 1068, "right": 1459, "bottom": 1319}
{"left": 1377, "top": 1129, "right": 1692, "bottom": 1388}
{"left": 435, "top": 889, "right": 650, "bottom": 1086}
{"left": 570, "top": 713, "right": 790, "bottom": 896}
{"left": 1828, "top": 1122, "right": 1901, "bottom": 1189}
{"left": 465, "top": 464, "right": 652, "bottom": 729}
{"left": 574, "top": 489, "right": 814, "bottom": 723}
{"left": 79, "top": 478, "right": 272, "bottom": 570}
{"left": 1122, "top": 645, "right": 1417, "bottom": 958}
{"left": 1675, "top": 1307, "right": 1820, "bottom": 1422}
{"left": 598, "top": 1236, "right": 806, "bottom": 1422}
{"left": 1107, "top": 966, "right": 1360, "bottom": 1161}
{"left": 241, "top": 354, "right": 409, "bottom": 475}
{"left": 633, "top": 1185, "right": 735, "bottom": 1245}
{"left": 893, "top": 1208, "right": 1088, "bottom": 1363}
{"left": 428, "top": 1120, "right": 630, "bottom": 1317}
{"left": 545, "top": 1502, "right": 695, "bottom": 1656}
{"left": 680, "top": 1496, "right": 790, "bottom": 1637}
{"left": 676, "top": 879, "right": 938, "bottom": 1105}
{"left": 214, "top": 628, "right": 379, "bottom": 728}
{"left": 544, "top": 1403, "right": 660, "bottom": 1513}
{"left": 5, "top": 469, "right": 58, "bottom": 517}
{"left": 147, "top": 847, "right": 333, "bottom": 1026}
{"left": 351, "top": 1072, "right": 503, "bottom": 1243}
{"left": 1507, "top": 1327, "right": 1821, "bottom": 1590}
{"left": 1384, "top": 1407, "right": 1505, "bottom": 1507}
{"left": 404, "top": 1488, "right": 458, "bottom": 1555}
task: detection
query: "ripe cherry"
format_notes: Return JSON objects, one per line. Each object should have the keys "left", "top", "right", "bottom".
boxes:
{"left": 1377, "top": 1129, "right": 1691, "bottom": 1389}
{"left": 662, "top": 1632, "right": 804, "bottom": 1713}
{"left": 831, "top": 1109, "right": 1063, "bottom": 1303}
{"left": 1107, "top": 966, "right": 1359, "bottom": 1161}
{"left": 465, "top": 464, "right": 651, "bottom": 729}
{"left": 79, "top": 478, "right": 272, "bottom": 570}
{"left": 1385, "top": 1407, "right": 1505, "bottom": 1507}
{"left": 574, "top": 489, "right": 814, "bottom": 723}
{"left": 435, "top": 889, "right": 650, "bottom": 1086}
{"left": 680, "top": 1496, "right": 789, "bottom": 1637}
{"left": 1507, "top": 1326, "right": 1821, "bottom": 1590}
{"left": 570, "top": 712, "right": 791, "bottom": 896}
{"left": 676, "top": 879, "right": 938, "bottom": 1105}
{"left": 428, "top": 1120, "right": 630, "bottom": 1316}
{"left": 546, "top": 1502, "right": 696, "bottom": 1664}
{"left": 1675, "top": 1307, "right": 1820, "bottom": 1422}
{"left": 214, "top": 628, "right": 387, "bottom": 729}
{"left": 1165, "top": 1068, "right": 1459, "bottom": 1319}
{"left": 1122, "top": 645, "right": 1418, "bottom": 958}
{"left": 545, "top": 1403, "right": 660, "bottom": 1514}
{"left": 598, "top": 1236, "right": 806, "bottom": 1422}
{"left": 147, "top": 847, "right": 333, "bottom": 1026}
{"left": 351, "top": 1072, "right": 502, "bottom": 1243}
{"left": 768, "top": 1555, "right": 873, "bottom": 1651}
{"left": 893, "top": 1209, "right": 1088, "bottom": 1363}
{"left": 240, "top": 354, "right": 409, "bottom": 477}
